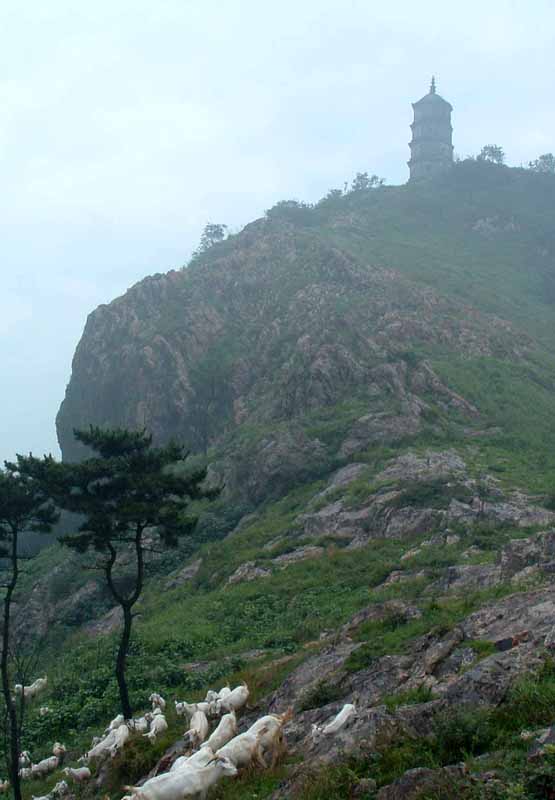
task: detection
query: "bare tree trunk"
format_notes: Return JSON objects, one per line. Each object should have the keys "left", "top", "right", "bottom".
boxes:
{"left": 106, "top": 527, "right": 145, "bottom": 719}
{"left": 1, "top": 529, "right": 21, "bottom": 800}
{"left": 115, "top": 604, "right": 133, "bottom": 720}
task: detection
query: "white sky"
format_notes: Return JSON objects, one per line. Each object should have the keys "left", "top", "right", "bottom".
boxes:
{"left": 2, "top": 0, "right": 554, "bottom": 463}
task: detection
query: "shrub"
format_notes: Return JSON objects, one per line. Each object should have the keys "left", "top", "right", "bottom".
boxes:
{"left": 298, "top": 680, "right": 345, "bottom": 712}
{"left": 383, "top": 685, "right": 433, "bottom": 712}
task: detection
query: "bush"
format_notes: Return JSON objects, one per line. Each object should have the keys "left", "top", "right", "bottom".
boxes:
{"left": 383, "top": 684, "right": 433, "bottom": 711}
{"left": 298, "top": 680, "right": 345, "bottom": 712}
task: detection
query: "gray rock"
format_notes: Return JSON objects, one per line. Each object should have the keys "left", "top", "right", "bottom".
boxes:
{"left": 376, "top": 765, "right": 467, "bottom": 799}
{"left": 353, "top": 777, "right": 378, "bottom": 797}
{"left": 341, "top": 408, "right": 422, "bottom": 458}
{"left": 165, "top": 558, "right": 202, "bottom": 588}
{"left": 273, "top": 546, "right": 325, "bottom": 567}
{"left": 226, "top": 561, "right": 271, "bottom": 585}
{"left": 326, "top": 463, "right": 370, "bottom": 490}
{"left": 376, "top": 449, "right": 467, "bottom": 483}
{"left": 83, "top": 605, "right": 123, "bottom": 636}
{"left": 343, "top": 601, "right": 422, "bottom": 637}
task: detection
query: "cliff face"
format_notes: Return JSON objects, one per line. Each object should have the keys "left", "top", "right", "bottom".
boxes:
{"left": 57, "top": 162, "right": 548, "bottom": 479}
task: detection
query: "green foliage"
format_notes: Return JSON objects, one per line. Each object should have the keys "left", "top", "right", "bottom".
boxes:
{"left": 528, "top": 153, "right": 555, "bottom": 174}
{"left": 466, "top": 639, "right": 496, "bottom": 660}
{"left": 345, "top": 588, "right": 512, "bottom": 673}
{"left": 296, "top": 758, "right": 370, "bottom": 800}
{"left": 265, "top": 200, "right": 314, "bottom": 225}
{"left": 208, "top": 764, "right": 290, "bottom": 800}
{"left": 298, "top": 679, "right": 345, "bottom": 712}
{"left": 394, "top": 478, "right": 472, "bottom": 509}
{"left": 16, "top": 427, "right": 216, "bottom": 717}
{"left": 477, "top": 144, "right": 506, "bottom": 165}
{"left": 350, "top": 172, "right": 384, "bottom": 192}
{"left": 0, "top": 466, "right": 59, "bottom": 800}
{"left": 383, "top": 684, "right": 433, "bottom": 711}
{"left": 193, "top": 222, "right": 228, "bottom": 257}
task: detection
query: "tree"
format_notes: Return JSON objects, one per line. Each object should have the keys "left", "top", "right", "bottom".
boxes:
{"left": 477, "top": 145, "right": 506, "bottom": 165}
{"left": 265, "top": 200, "right": 313, "bottom": 224}
{"left": 350, "top": 172, "right": 384, "bottom": 192}
{"left": 528, "top": 153, "right": 555, "bottom": 174}
{"left": 0, "top": 467, "right": 58, "bottom": 800}
{"left": 196, "top": 223, "right": 228, "bottom": 254}
{"left": 17, "top": 427, "right": 216, "bottom": 719}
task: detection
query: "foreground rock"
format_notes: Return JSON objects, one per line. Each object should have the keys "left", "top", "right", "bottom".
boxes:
{"left": 259, "top": 583, "right": 555, "bottom": 796}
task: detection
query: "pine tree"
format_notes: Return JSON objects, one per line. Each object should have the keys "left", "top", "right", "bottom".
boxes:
{"left": 0, "top": 467, "right": 58, "bottom": 800}
{"left": 17, "top": 427, "right": 216, "bottom": 718}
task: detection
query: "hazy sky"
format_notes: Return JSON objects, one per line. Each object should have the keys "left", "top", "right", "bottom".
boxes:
{"left": 2, "top": 0, "right": 554, "bottom": 464}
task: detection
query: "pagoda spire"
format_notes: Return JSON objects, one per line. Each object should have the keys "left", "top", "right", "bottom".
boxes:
{"left": 430, "top": 75, "right": 436, "bottom": 94}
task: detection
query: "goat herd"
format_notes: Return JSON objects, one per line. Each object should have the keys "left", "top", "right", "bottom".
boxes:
{"left": 4, "top": 675, "right": 357, "bottom": 800}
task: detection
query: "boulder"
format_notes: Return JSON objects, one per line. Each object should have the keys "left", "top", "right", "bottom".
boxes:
{"left": 376, "top": 765, "right": 467, "bottom": 799}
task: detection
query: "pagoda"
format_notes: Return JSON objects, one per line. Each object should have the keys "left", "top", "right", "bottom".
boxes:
{"left": 408, "top": 77, "right": 453, "bottom": 181}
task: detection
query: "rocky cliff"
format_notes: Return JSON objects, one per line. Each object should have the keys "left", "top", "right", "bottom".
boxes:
{"left": 57, "top": 161, "right": 554, "bottom": 499}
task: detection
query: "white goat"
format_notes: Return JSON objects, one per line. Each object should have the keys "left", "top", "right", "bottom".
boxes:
{"left": 111, "top": 723, "right": 131, "bottom": 757}
{"left": 216, "top": 683, "right": 249, "bottom": 714}
{"left": 169, "top": 746, "right": 214, "bottom": 773}
{"left": 105, "top": 712, "right": 125, "bottom": 734}
{"left": 19, "top": 751, "right": 31, "bottom": 769}
{"left": 311, "top": 703, "right": 356, "bottom": 740}
{"left": 31, "top": 755, "right": 58, "bottom": 779}
{"left": 175, "top": 700, "right": 211, "bottom": 718}
{"left": 205, "top": 685, "right": 230, "bottom": 703}
{"left": 216, "top": 727, "right": 268, "bottom": 769}
{"left": 206, "top": 712, "right": 237, "bottom": 752}
{"left": 15, "top": 676, "right": 48, "bottom": 700}
{"left": 246, "top": 708, "right": 292, "bottom": 767}
{"left": 143, "top": 713, "right": 168, "bottom": 742}
{"left": 63, "top": 766, "right": 91, "bottom": 783}
{"left": 184, "top": 710, "right": 209, "bottom": 750}
{"left": 124, "top": 756, "right": 237, "bottom": 800}
{"left": 87, "top": 729, "right": 117, "bottom": 761}
{"left": 130, "top": 713, "right": 151, "bottom": 733}
{"left": 52, "top": 742, "right": 66, "bottom": 759}
{"left": 149, "top": 693, "right": 166, "bottom": 712}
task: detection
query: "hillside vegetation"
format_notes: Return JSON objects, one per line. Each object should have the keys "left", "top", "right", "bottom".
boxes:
{"left": 13, "top": 160, "right": 555, "bottom": 799}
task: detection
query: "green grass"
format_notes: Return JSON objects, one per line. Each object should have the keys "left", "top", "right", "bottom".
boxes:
{"left": 382, "top": 684, "right": 434, "bottom": 712}
{"left": 466, "top": 639, "right": 497, "bottom": 660}
{"left": 208, "top": 765, "right": 291, "bottom": 800}
{"left": 297, "top": 679, "right": 346, "bottom": 712}
{"left": 432, "top": 356, "right": 555, "bottom": 493}
{"left": 345, "top": 586, "right": 513, "bottom": 673}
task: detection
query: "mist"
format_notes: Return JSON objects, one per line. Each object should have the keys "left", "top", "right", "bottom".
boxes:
{"left": 2, "top": 0, "right": 554, "bottom": 464}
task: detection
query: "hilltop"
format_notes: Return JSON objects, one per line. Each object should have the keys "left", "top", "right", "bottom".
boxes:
{"left": 13, "top": 160, "right": 555, "bottom": 799}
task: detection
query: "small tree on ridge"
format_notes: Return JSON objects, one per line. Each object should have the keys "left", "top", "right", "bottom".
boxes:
{"left": 477, "top": 144, "right": 506, "bottom": 165}
{"left": 529, "top": 153, "right": 555, "bottom": 174}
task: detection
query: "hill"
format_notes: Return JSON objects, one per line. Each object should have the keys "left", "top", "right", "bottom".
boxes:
{"left": 13, "top": 160, "right": 555, "bottom": 799}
